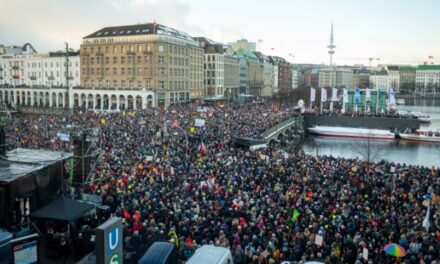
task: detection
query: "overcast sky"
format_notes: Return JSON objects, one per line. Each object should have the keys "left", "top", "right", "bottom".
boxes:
{"left": 1, "top": 0, "right": 439, "bottom": 66}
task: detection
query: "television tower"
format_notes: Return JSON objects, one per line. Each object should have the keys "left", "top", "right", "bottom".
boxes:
{"left": 327, "top": 22, "right": 336, "bottom": 66}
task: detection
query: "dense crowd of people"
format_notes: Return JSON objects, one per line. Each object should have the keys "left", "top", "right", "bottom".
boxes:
{"left": 3, "top": 99, "right": 439, "bottom": 263}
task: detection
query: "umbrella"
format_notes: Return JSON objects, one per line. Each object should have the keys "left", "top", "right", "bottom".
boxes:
{"left": 384, "top": 243, "right": 407, "bottom": 257}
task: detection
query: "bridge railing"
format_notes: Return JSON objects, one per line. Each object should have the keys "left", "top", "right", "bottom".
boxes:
{"left": 259, "top": 116, "right": 302, "bottom": 141}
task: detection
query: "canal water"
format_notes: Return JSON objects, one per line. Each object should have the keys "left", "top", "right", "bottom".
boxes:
{"left": 302, "top": 99, "right": 440, "bottom": 167}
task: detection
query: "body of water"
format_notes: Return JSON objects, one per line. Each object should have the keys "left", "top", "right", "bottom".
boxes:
{"left": 302, "top": 99, "right": 440, "bottom": 167}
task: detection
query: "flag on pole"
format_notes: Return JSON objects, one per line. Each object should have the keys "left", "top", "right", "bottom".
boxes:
{"left": 332, "top": 88, "right": 338, "bottom": 101}
{"left": 310, "top": 88, "right": 316, "bottom": 103}
{"left": 389, "top": 88, "right": 396, "bottom": 105}
{"left": 343, "top": 89, "right": 348, "bottom": 103}
{"left": 422, "top": 205, "right": 430, "bottom": 231}
{"left": 199, "top": 141, "right": 206, "bottom": 153}
{"left": 123, "top": 208, "right": 131, "bottom": 220}
{"left": 291, "top": 208, "right": 300, "bottom": 222}
{"left": 321, "top": 88, "right": 327, "bottom": 102}
{"left": 366, "top": 88, "right": 371, "bottom": 100}
{"left": 354, "top": 88, "right": 361, "bottom": 104}
{"left": 68, "top": 158, "right": 73, "bottom": 185}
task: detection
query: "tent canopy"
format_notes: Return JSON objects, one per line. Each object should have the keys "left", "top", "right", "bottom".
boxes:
{"left": 30, "top": 196, "right": 95, "bottom": 222}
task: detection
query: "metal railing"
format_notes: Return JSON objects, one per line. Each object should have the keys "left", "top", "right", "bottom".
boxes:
{"left": 260, "top": 116, "right": 302, "bottom": 140}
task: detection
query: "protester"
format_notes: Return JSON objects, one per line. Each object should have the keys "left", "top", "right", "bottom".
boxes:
{"left": 3, "top": 98, "right": 439, "bottom": 263}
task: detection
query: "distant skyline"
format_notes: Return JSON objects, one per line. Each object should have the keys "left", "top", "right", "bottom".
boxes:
{"left": 1, "top": 0, "right": 439, "bottom": 66}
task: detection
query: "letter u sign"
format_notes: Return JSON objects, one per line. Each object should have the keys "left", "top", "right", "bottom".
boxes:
{"left": 107, "top": 227, "right": 120, "bottom": 253}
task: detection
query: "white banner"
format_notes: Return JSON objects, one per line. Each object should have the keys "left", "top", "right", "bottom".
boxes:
{"left": 57, "top": 132, "right": 70, "bottom": 142}
{"left": 389, "top": 89, "right": 396, "bottom": 105}
{"left": 366, "top": 88, "right": 371, "bottom": 100}
{"left": 321, "top": 88, "right": 327, "bottom": 102}
{"left": 343, "top": 89, "right": 348, "bottom": 103}
{"left": 310, "top": 88, "right": 316, "bottom": 103}
{"left": 332, "top": 88, "right": 338, "bottom": 101}
{"left": 195, "top": 118, "right": 206, "bottom": 127}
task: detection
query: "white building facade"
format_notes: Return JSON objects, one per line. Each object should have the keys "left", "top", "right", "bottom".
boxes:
{"left": 0, "top": 52, "right": 80, "bottom": 88}
{"left": 291, "top": 67, "right": 304, "bottom": 89}
{"left": 271, "top": 63, "right": 279, "bottom": 94}
{"left": 415, "top": 65, "right": 440, "bottom": 96}
{"left": 319, "top": 67, "right": 353, "bottom": 88}
{"left": 369, "top": 73, "right": 389, "bottom": 90}
{"left": 203, "top": 53, "right": 225, "bottom": 97}
{"left": 386, "top": 66, "right": 400, "bottom": 92}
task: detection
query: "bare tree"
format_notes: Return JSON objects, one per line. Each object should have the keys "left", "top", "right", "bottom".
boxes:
{"left": 354, "top": 137, "right": 384, "bottom": 164}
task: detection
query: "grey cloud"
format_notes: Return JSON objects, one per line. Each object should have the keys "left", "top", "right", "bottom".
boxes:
{"left": 0, "top": 0, "right": 203, "bottom": 51}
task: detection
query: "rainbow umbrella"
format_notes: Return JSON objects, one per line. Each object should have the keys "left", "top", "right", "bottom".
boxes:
{"left": 383, "top": 243, "right": 407, "bottom": 257}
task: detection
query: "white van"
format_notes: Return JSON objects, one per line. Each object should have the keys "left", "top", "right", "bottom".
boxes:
{"left": 186, "top": 245, "right": 233, "bottom": 264}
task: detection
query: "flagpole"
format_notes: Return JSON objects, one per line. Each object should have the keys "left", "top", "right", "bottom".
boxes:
{"left": 375, "top": 89, "right": 379, "bottom": 115}
{"left": 330, "top": 87, "right": 334, "bottom": 113}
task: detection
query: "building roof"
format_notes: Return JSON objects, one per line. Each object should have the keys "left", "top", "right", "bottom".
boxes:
{"left": 0, "top": 148, "right": 73, "bottom": 183}
{"left": 84, "top": 23, "right": 195, "bottom": 42}
{"left": 193, "top": 37, "right": 225, "bottom": 54}
{"left": 386, "top": 65, "right": 399, "bottom": 71}
{"left": 235, "top": 49, "right": 260, "bottom": 63}
{"left": 398, "top": 65, "right": 416, "bottom": 71}
{"left": 417, "top": 65, "right": 440, "bottom": 71}
{"left": 49, "top": 51, "right": 80, "bottom": 57}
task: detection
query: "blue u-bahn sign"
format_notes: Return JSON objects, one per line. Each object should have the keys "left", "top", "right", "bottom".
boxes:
{"left": 96, "top": 217, "right": 123, "bottom": 264}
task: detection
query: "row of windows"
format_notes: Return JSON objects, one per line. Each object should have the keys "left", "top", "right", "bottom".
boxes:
{"left": 26, "top": 71, "right": 78, "bottom": 78}
{"left": 204, "top": 79, "right": 224, "bottom": 86}
{"left": 1, "top": 61, "right": 79, "bottom": 69}
{"left": 83, "top": 44, "right": 203, "bottom": 57}
{"left": 3, "top": 70, "right": 75, "bottom": 79}
{"left": 82, "top": 67, "right": 192, "bottom": 77}
{"left": 82, "top": 79, "right": 202, "bottom": 90}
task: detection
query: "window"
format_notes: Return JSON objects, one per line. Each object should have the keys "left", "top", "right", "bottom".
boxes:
{"left": 144, "top": 68, "right": 149, "bottom": 75}
{"left": 144, "top": 56, "right": 149, "bottom": 63}
{"left": 158, "top": 56, "right": 164, "bottom": 64}
{"left": 121, "top": 57, "right": 125, "bottom": 64}
{"left": 128, "top": 68, "right": 132, "bottom": 75}
{"left": 113, "top": 68, "right": 117, "bottom": 75}
{"left": 121, "top": 68, "right": 125, "bottom": 75}
{"left": 113, "top": 57, "right": 117, "bottom": 64}
{"left": 137, "top": 56, "right": 141, "bottom": 63}
{"left": 158, "top": 45, "right": 164, "bottom": 52}
{"left": 158, "top": 80, "right": 165, "bottom": 89}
